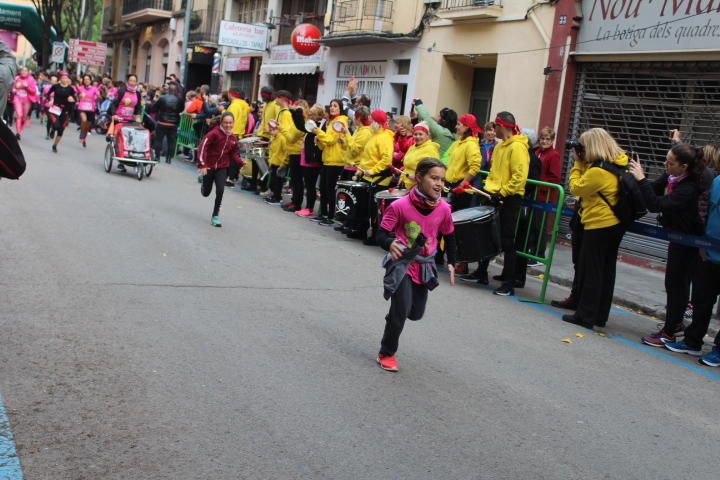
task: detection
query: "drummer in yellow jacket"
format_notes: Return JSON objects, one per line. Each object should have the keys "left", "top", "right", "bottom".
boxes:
{"left": 314, "top": 99, "right": 350, "bottom": 224}
{"left": 357, "top": 109, "right": 395, "bottom": 187}
{"left": 401, "top": 121, "right": 440, "bottom": 189}
{"left": 481, "top": 111, "right": 530, "bottom": 297}
{"left": 258, "top": 87, "right": 281, "bottom": 140}
{"left": 446, "top": 114, "right": 482, "bottom": 210}
{"left": 265, "top": 121, "right": 287, "bottom": 204}
{"left": 340, "top": 106, "right": 373, "bottom": 178}
{"left": 274, "top": 90, "right": 304, "bottom": 209}
{"left": 226, "top": 89, "right": 250, "bottom": 136}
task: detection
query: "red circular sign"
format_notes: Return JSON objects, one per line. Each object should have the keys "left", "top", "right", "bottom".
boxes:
{"left": 291, "top": 24, "right": 322, "bottom": 56}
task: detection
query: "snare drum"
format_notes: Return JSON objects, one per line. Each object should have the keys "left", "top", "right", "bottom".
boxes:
{"left": 375, "top": 189, "right": 407, "bottom": 225}
{"left": 452, "top": 206, "right": 501, "bottom": 262}
{"left": 335, "top": 180, "right": 370, "bottom": 224}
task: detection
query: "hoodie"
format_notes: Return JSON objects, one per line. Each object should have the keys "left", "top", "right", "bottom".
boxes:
{"left": 483, "top": 134, "right": 530, "bottom": 197}
{"left": 569, "top": 153, "right": 629, "bottom": 230}
{"left": 402, "top": 140, "right": 440, "bottom": 188}
{"left": 359, "top": 128, "right": 394, "bottom": 180}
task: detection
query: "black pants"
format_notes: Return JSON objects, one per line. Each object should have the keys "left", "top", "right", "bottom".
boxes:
{"left": 302, "top": 166, "right": 321, "bottom": 211}
{"left": 269, "top": 165, "right": 283, "bottom": 201}
{"left": 663, "top": 243, "right": 698, "bottom": 331}
{"left": 684, "top": 260, "right": 720, "bottom": 349}
{"left": 569, "top": 212, "right": 584, "bottom": 299}
{"left": 498, "top": 195, "right": 523, "bottom": 286}
{"left": 575, "top": 224, "right": 625, "bottom": 326}
{"left": 154, "top": 124, "right": 177, "bottom": 162}
{"left": 380, "top": 276, "right": 429, "bottom": 356}
{"left": 320, "top": 165, "right": 344, "bottom": 218}
{"left": 289, "top": 154, "right": 303, "bottom": 206}
{"left": 201, "top": 168, "right": 227, "bottom": 216}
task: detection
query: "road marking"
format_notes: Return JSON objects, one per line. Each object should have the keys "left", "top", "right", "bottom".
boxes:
{"left": 0, "top": 393, "right": 23, "bottom": 479}
{"left": 518, "top": 298, "right": 720, "bottom": 382}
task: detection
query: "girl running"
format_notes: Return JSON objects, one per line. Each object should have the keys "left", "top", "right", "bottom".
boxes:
{"left": 47, "top": 72, "right": 77, "bottom": 154}
{"left": 11, "top": 67, "right": 38, "bottom": 140}
{"left": 77, "top": 74, "right": 100, "bottom": 148}
{"left": 375, "top": 158, "right": 457, "bottom": 372}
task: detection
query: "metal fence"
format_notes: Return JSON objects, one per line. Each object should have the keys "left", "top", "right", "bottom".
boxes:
{"left": 122, "top": 0, "right": 173, "bottom": 15}
{"left": 188, "top": 8, "right": 225, "bottom": 44}
{"left": 330, "top": 0, "right": 394, "bottom": 34}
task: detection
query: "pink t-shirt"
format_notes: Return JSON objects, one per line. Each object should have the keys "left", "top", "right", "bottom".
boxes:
{"left": 77, "top": 85, "right": 99, "bottom": 112}
{"left": 380, "top": 194, "right": 454, "bottom": 284}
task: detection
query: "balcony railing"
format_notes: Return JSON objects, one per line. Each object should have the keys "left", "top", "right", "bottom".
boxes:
{"left": 438, "top": 0, "right": 503, "bottom": 20}
{"left": 122, "top": 0, "right": 173, "bottom": 24}
{"left": 328, "top": 0, "right": 393, "bottom": 35}
{"left": 188, "top": 8, "right": 225, "bottom": 45}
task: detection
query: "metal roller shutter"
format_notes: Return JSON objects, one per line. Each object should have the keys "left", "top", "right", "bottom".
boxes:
{"left": 564, "top": 61, "right": 720, "bottom": 260}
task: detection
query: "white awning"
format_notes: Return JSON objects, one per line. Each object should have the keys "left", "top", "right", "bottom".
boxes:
{"left": 259, "top": 63, "right": 320, "bottom": 75}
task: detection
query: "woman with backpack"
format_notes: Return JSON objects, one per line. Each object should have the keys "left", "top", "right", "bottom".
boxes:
{"left": 562, "top": 128, "right": 628, "bottom": 330}
{"left": 632, "top": 144, "right": 705, "bottom": 349}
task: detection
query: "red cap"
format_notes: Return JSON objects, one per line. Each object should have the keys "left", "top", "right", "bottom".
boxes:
{"left": 459, "top": 113, "right": 482, "bottom": 136}
{"left": 371, "top": 109, "right": 387, "bottom": 125}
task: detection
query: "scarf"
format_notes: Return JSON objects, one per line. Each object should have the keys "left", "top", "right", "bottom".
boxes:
{"left": 666, "top": 173, "right": 687, "bottom": 194}
{"left": 409, "top": 185, "right": 440, "bottom": 211}
{"left": 126, "top": 85, "right": 137, "bottom": 93}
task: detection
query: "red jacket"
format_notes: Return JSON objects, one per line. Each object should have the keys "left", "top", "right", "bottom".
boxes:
{"left": 393, "top": 133, "right": 415, "bottom": 169}
{"left": 536, "top": 147, "right": 562, "bottom": 202}
{"left": 198, "top": 126, "right": 244, "bottom": 170}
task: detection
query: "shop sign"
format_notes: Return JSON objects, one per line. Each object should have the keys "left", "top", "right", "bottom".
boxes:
{"left": 291, "top": 23, "right": 322, "bottom": 56}
{"left": 337, "top": 61, "right": 386, "bottom": 78}
{"left": 577, "top": 0, "right": 720, "bottom": 54}
{"left": 218, "top": 21, "right": 267, "bottom": 51}
{"left": 270, "top": 44, "right": 322, "bottom": 64}
{"left": 191, "top": 45, "right": 216, "bottom": 65}
{"left": 225, "top": 56, "right": 251, "bottom": 72}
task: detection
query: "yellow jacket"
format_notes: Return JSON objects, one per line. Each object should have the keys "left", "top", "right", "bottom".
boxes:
{"left": 259, "top": 100, "right": 281, "bottom": 139}
{"left": 343, "top": 125, "right": 373, "bottom": 167}
{"left": 402, "top": 140, "right": 440, "bottom": 188}
{"left": 445, "top": 136, "right": 481, "bottom": 184}
{"left": 569, "top": 153, "right": 628, "bottom": 230}
{"left": 315, "top": 115, "right": 349, "bottom": 167}
{"left": 269, "top": 133, "right": 288, "bottom": 168}
{"left": 484, "top": 134, "right": 530, "bottom": 197}
{"left": 359, "top": 128, "right": 394, "bottom": 180}
{"left": 226, "top": 98, "right": 249, "bottom": 136}
{"left": 277, "top": 108, "right": 303, "bottom": 155}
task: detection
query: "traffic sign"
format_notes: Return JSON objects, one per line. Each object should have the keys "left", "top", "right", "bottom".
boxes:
{"left": 50, "top": 42, "right": 66, "bottom": 64}
{"left": 68, "top": 39, "right": 107, "bottom": 66}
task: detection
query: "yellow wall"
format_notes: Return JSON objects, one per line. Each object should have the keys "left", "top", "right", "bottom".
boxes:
{"left": 414, "top": 2, "right": 556, "bottom": 128}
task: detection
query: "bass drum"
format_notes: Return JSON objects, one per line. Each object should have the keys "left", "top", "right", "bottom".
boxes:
{"left": 335, "top": 180, "right": 370, "bottom": 224}
{"left": 452, "top": 206, "right": 501, "bottom": 262}
{"left": 375, "top": 189, "right": 407, "bottom": 226}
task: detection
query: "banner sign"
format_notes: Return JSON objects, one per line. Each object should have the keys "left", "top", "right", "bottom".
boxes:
{"left": 218, "top": 21, "right": 267, "bottom": 51}
{"left": 576, "top": 0, "right": 720, "bottom": 54}
{"left": 269, "top": 44, "right": 322, "bottom": 64}
{"left": 68, "top": 39, "right": 107, "bottom": 66}
{"left": 225, "top": 56, "right": 251, "bottom": 72}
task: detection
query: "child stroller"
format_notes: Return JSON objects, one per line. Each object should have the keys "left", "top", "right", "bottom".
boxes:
{"left": 104, "top": 122, "right": 158, "bottom": 181}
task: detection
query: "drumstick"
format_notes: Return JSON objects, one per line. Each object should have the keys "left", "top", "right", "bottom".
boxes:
{"left": 466, "top": 185, "right": 492, "bottom": 199}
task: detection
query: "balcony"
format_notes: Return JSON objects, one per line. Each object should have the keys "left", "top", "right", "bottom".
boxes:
{"left": 188, "top": 8, "right": 224, "bottom": 45}
{"left": 121, "top": 0, "right": 173, "bottom": 24}
{"left": 438, "top": 0, "right": 503, "bottom": 21}
{"left": 323, "top": 0, "right": 412, "bottom": 46}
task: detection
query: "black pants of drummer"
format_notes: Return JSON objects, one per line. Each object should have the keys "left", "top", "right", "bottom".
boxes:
{"left": 664, "top": 243, "right": 698, "bottom": 331}
{"left": 201, "top": 168, "right": 227, "bottom": 216}
{"left": 302, "top": 166, "right": 321, "bottom": 211}
{"left": 269, "top": 165, "right": 283, "bottom": 201}
{"left": 574, "top": 224, "right": 624, "bottom": 326}
{"left": 320, "top": 165, "right": 344, "bottom": 218}
{"left": 380, "top": 276, "right": 429, "bottom": 356}
{"left": 684, "top": 259, "right": 720, "bottom": 349}
{"left": 498, "top": 195, "right": 523, "bottom": 286}
{"left": 289, "top": 154, "right": 303, "bottom": 207}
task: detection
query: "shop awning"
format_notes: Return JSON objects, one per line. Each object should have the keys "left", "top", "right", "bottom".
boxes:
{"left": 259, "top": 63, "right": 320, "bottom": 75}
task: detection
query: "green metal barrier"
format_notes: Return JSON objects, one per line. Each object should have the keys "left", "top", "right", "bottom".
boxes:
{"left": 174, "top": 113, "right": 200, "bottom": 159}
{"left": 474, "top": 170, "right": 566, "bottom": 304}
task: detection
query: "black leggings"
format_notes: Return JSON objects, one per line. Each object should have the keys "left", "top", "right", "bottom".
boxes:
{"left": 201, "top": 168, "right": 227, "bottom": 216}
{"left": 289, "top": 154, "right": 303, "bottom": 206}
{"left": 663, "top": 243, "right": 698, "bottom": 331}
{"left": 320, "top": 165, "right": 344, "bottom": 218}
{"left": 303, "top": 166, "right": 321, "bottom": 211}
{"left": 380, "top": 275, "right": 429, "bottom": 356}
{"left": 269, "top": 165, "right": 283, "bottom": 201}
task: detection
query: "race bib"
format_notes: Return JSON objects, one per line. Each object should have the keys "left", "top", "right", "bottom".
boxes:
{"left": 78, "top": 102, "right": 93, "bottom": 111}
{"left": 49, "top": 106, "right": 62, "bottom": 116}
{"left": 120, "top": 106, "right": 135, "bottom": 117}
{"left": 16, "top": 89, "right": 27, "bottom": 97}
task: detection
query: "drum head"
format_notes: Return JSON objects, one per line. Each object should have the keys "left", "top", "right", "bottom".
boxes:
{"left": 336, "top": 180, "right": 367, "bottom": 189}
{"left": 239, "top": 136, "right": 261, "bottom": 144}
{"left": 305, "top": 120, "right": 318, "bottom": 132}
{"left": 332, "top": 121, "right": 345, "bottom": 132}
{"left": 452, "top": 206, "right": 496, "bottom": 224}
{"left": 268, "top": 119, "right": 279, "bottom": 129}
{"left": 375, "top": 189, "right": 407, "bottom": 200}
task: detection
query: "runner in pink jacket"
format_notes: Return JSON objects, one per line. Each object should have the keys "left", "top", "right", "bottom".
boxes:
{"left": 11, "top": 67, "right": 38, "bottom": 140}
{"left": 77, "top": 74, "right": 100, "bottom": 148}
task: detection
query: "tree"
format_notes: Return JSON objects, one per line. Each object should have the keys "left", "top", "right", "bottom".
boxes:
{"left": 31, "top": 0, "right": 65, "bottom": 68}
{"left": 64, "top": 0, "right": 103, "bottom": 43}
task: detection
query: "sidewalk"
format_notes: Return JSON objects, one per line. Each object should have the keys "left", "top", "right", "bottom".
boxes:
{"left": 518, "top": 241, "right": 720, "bottom": 337}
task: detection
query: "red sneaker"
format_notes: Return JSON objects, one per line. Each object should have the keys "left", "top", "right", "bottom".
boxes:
{"left": 641, "top": 329, "right": 675, "bottom": 347}
{"left": 376, "top": 353, "right": 399, "bottom": 372}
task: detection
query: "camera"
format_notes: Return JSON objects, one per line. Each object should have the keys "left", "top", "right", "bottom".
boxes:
{"left": 566, "top": 140, "right": 584, "bottom": 152}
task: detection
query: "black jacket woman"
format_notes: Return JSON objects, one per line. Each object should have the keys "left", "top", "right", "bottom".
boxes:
{"left": 633, "top": 143, "right": 705, "bottom": 349}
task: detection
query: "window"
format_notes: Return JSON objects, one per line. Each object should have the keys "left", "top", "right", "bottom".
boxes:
{"left": 394, "top": 59, "right": 410, "bottom": 75}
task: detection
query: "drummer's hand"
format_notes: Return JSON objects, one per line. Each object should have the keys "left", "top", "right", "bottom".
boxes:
{"left": 448, "top": 264, "right": 456, "bottom": 286}
{"left": 389, "top": 240, "right": 405, "bottom": 261}
{"left": 199, "top": 168, "right": 207, "bottom": 176}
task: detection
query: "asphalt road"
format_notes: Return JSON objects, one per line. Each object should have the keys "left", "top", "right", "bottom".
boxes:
{"left": 1, "top": 124, "right": 718, "bottom": 480}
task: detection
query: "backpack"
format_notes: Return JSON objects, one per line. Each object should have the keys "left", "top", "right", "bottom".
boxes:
{"left": 592, "top": 161, "right": 647, "bottom": 227}
{"left": 0, "top": 120, "right": 25, "bottom": 179}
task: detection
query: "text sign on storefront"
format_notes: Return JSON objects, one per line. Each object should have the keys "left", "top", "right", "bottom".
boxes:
{"left": 269, "top": 44, "right": 322, "bottom": 64}
{"left": 68, "top": 39, "right": 107, "bottom": 66}
{"left": 218, "top": 21, "right": 267, "bottom": 51}
{"left": 225, "top": 56, "right": 251, "bottom": 72}
{"left": 337, "top": 61, "right": 386, "bottom": 78}
{"left": 577, "top": 0, "right": 720, "bottom": 54}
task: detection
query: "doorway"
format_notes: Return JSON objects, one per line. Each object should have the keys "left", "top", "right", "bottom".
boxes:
{"left": 469, "top": 68, "right": 495, "bottom": 123}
